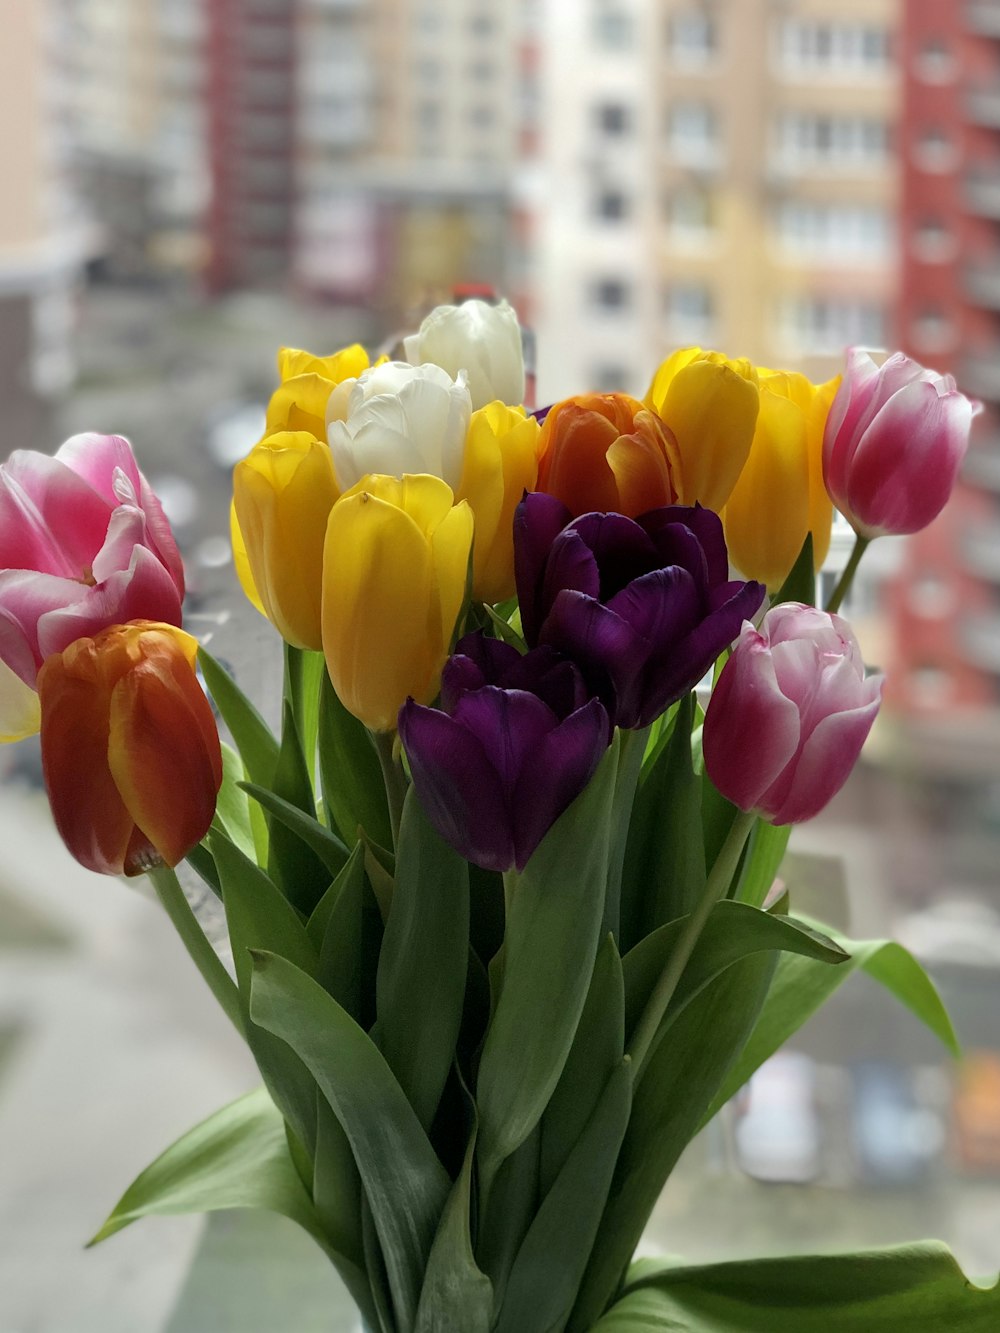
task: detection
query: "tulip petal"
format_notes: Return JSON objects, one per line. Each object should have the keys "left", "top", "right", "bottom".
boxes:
{"left": 511, "top": 697, "right": 610, "bottom": 869}
{"left": 767, "top": 685, "right": 882, "bottom": 824}
{"left": 453, "top": 686, "right": 558, "bottom": 797}
{"left": 639, "top": 505, "right": 727, "bottom": 586}
{"left": 0, "top": 449, "right": 111, "bottom": 577}
{"left": 541, "top": 528, "right": 601, "bottom": 612}
{"left": 658, "top": 359, "right": 760, "bottom": 511}
{"left": 0, "top": 655, "right": 41, "bottom": 742}
{"left": 539, "top": 590, "right": 645, "bottom": 722}
{"left": 399, "top": 700, "right": 515, "bottom": 872}
{"left": 566, "top": 512, "right": 659, "bottom": 600}
{"left": 537, "top": 403, "right": 623, "bottom": 517}
{"left": 514, "top": 492, "right": 574, "bottom": 643}
{"left": 0, "top": 570, "right": 91, "bottom": 683}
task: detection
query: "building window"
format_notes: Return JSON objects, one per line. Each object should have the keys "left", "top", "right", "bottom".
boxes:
{"left": 773, "top": 113, "right": 889, "bottom": 170}
{"left": 912, "top": 306, "right": 955, "bottom": 353}
{"left": 470, "top": 14, "right": 495, "bottom": 37}
{"left": 775, "top": 20, "right": 890, "bottom": 75}
{"left": 668, "top": 12, "right": 718, "bottom": 66}
{"left": 913, "top": 217, "right": 955, "bottom": 263}
{"left": 592, "top": 277, "right": 631, "bottom": 310}
{"left": 914, "top": 126, "right": 958, "bottom": 173}
{"left": 596, "top": 101, "right": 631, "bottom": 135}
{"left": 667, "top": 188, "right": 716, "bottom": 239}
{"left": 666, "top": 282, "right": 715, "bottom": 342}
{"left": 668, "top": 102, "right": 721, "bottom": 167}
{"left": 779, "top": 296, "right": 884, "bottom": 354}
{"left": 593, "top": 5, "right": 633, "bottom": 49}
{"left": 773, "top": 202, "right": 890, "bottom": 262}
{"left": 469, "top": 104, "right": 495, "bottom": 129}
{"left": 594, "top": 188, "right": 629, "bottom": 221}
{"left": 915, "top": 36, "right": 956, "bottom": 84}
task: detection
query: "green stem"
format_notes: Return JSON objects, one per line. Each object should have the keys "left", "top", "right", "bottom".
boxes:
{"left": 148, "top": 865, "right": 245, "bottom": 1038}
{"left": 627, "top": 809, "right": 757, "bottom": 1076}
{"left": 825, "top": 534, "right": 870, "bottom": 615}
{"left": 372, "top": 730, "right": 407, "bottom": 850}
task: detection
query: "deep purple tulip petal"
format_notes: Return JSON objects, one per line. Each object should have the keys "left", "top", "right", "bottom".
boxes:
{"left": 452, "top": 686, "right": 558, "bottom": 797}
{"left": 639, "top": 504, "right": 729, "bottom": 586}
{"left": 540, "top": 589, "right": 647, "bottom": 722}
{"left": 442, "top": 632, "right": 522, "bottom": 708}
{"left": 399, "top": 700, "right": 516, "bottom": 872}
{"left": 511, "top": 698, "right": 611, "bottom": 869}
{"left": 567, "top": 512, "right": 659, "bottom": 600}
{"left": 607, "top": 566, "right": 700, "bottom": 645}
{"left": 510, "top": 652, "right": 591, "bottom": 716}
{"left": 514, "top": 492, "right": 574, "bottom": 644}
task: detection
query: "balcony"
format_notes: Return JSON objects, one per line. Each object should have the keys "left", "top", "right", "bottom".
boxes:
{"left": 965, "top": 259, "right": 1000, "bottom": 310}
{"left": 960, "top": 523, "right": 1000, "bottom": 580}
{"left": 963, "top": 441, "right": 1000, "bottom": 492}
{"left": 964, "top": 168, "right": 1000, "bottom": 220}
{"left": 967, "top": 84, "right": 1000, "bottom": 128}
{"left": 968, "top": 1, "right": 1000, "bottom": 38}
{"left": 960, "top": 610, "right": 1000, "bottom": 673}
{"left": 959, "top": 352, "right": 1000, "bottom": 400}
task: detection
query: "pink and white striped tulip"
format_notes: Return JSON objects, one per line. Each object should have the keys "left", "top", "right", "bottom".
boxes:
{"left": 703, "top": 603, "right": 882, "bottom": 826}
{"left": 0, "top": 433, "right": 184, "bottom": 695}
{"left": 823, "top": 348, "right": 978, "bottom": 538}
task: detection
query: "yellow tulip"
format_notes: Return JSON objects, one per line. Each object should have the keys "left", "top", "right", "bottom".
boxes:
{"left": 266, "top": 344, "right": 375, "bottom": 438}
{"left": 723, "top": 370, "right": 840, "bottom": 589}
{"left": 645, "top": 347, "right": 759, "bottom": 512}
{"left": 322, "top": 474, "right": 474, "bottom": 732}
{"left": 456, "top": 402, "right": 541, "bottom": 603}
{"left": 233, "top": 431, "right": 339, "bottom": 650}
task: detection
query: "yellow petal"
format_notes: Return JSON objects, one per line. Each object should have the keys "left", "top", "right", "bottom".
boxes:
{"left": 277, "top": 344, "right": 371, "bottom": 384}
{"left": 658, "top": 358, "right": 760, "bottom": 511}
{"left": 230, "top": 500, "right": 266, "bottom": 617}
{"left": 0, "top": 657, "right": 40, "bottom": 742}
{"left": 806, "top": 375, "right": 841, "bottom": 569}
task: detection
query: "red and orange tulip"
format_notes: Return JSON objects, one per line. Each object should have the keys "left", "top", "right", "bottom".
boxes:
{"left": 38, "top": 621, "right": 222, "bottom": 877}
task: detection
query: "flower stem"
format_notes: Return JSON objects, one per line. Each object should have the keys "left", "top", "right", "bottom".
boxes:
{"left": 148, "top": 865, "right": 245, "bottom": 1038}
{"left": 373, "top": 729, "right": 407, "bottom": 850}
{"left": 627, "top": 808, "right": 757, "bottom": 1076}
{"left": 824, "top": 534, "right": 870, "bottom": 615}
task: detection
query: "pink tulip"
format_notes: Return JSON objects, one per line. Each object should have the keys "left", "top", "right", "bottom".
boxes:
{"left": 0, "top": 434, "right": 184, "bottom": 689}
{"left": 823, "top": 348, "right": 979, "bottom": 538}
{"left": 703, "top": 603, "right": 882, "bottom": 825}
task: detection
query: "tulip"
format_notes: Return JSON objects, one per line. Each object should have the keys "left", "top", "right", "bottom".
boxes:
{"left": 265, "top": 343, "right": 374, "bottom": 439}
{"left": 37, "top": 621, "right": 222, "bottom": 876}
{"left": 325, "top": 362, "right": 473, "bottom": 493}
{"left": 723, "top": 370, "right": 839, "bottom": 589}
{"left": 456, "top": 402, "right": 541, "bottom": 603}
{"left": 232, "top": 431, "right": 338, "bottom": 649}
{"left": 823, "top": 348, "right": 979, "bottom": 539}
{"left": 322, "top": 474, "right": 474, "bottom": 731}
{"left": 0, "top": 656, "right": 40, "bottom": 743}
{"left": 645, "top": 347, "right": 760, "bottom": 512}
{"left": 703, "top": 602, "right": 883, "bottom": 825}
{"left": 399, "top": 632, "right": 609, "bottom": 871}
{"left": 535, "top": 393, "right": 677, "bottom": 519}
{"left": 403, "top": 299, "right": 525, "bottom": 411}
{"left": 514, "top": 494, "right": 765, "bottom": 729}
{"left": 0, "top": 434, "right": 184, "bottom": 694}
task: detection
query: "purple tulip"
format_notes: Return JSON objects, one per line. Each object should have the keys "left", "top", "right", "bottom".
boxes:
{"left": 0, "top": 433, "right": 184, "bottom": 689}
{"left": 513, "top": 493, "right": 764, "bottom": 729}
{"left": 398, "top": 632, "right": 610, "bottom": 872}
{"left": 823, "top": 348, "right": 979, "bottom": 538}
{"left": 702, "top": 602, "right": 883, "bottom": 825}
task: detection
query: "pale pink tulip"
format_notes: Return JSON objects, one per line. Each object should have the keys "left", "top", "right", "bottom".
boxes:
{"left": 0, "top": 434, "right": 184, "bottom": 690}
{"left": 703, "top": 602, "right": 882, "bottom": 825}
{"left": 823, "top": 348, "right": 978, "bottom": 538}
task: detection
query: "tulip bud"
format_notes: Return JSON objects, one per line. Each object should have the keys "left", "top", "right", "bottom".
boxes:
{"left": 0, "top": 433, "right": 185, "bottom": 698}
{"left": 456, "top": 402, "right": 541, "bottom": 603}
{"left": 823, "top": 348, "right": 979, "bottom": 538}
{"left": 535, "top": 393, "right": 677, "bottom": 519}
{"left": 38, "top": 621, "right": 222, "bottom": 876}
{"left": 703, "top": 603, "right": 882, "bottom": 825}
{"left": 645, "top": 348, "right": 760, "bottom": 513}
{"left": 403, "top": 299, "right": 525, "bottom": 410}
{"left": 265, "top": 343, "right": 374, "bottom": 439}
{"left": 322, "top": 474, "right": 474, "bottom": 732}
{"left": 232, "top": 431, "right": 338, "bottom": 650}
{"left": 399, "top": 632, "right": 610, "bottom": 871}
{"left": 325, "top": 362, "right": 473, "bottom": 493}
{"left": 723, "top": 370, "right": 839, "bottom": 589}
{"left": 514, "top": 494, "right": 764, "bottom": 729}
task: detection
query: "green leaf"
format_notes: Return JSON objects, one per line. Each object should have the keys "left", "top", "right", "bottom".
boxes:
{"left": 540, "top": 933, "right": 624, "bottom": 1197}
{"left": 475, "top": 737, "right": 620, "bottom": 1187}
{"left": 283, "top": 645, "right": 325, "bottom": 787}
{"left": 268, "top": 699, "right": 330, "bottom": 915}
{"left": 211, "top": 833, "right": 319, "bottom": 1157}
{"left": 198, "top": 646, "right": 278, "bottom": 787}
{"left": 594, "top": 1243, "right": 999, "bottom": 1331}
{"left": 604, "top": 723, "right": 652, "bottom": 944}
{"left": 571, "top": 953, "right": 776, "bottom": 1331}
{"left": 773, "top": 531, "right": 816, "bottom": 607}
{"left": 214, "top": 742, "right": 258, "bottom": 863}
{"left": 312, "top": 1094, "right": 364, "bottom": 1281}
{"left": 310, "top": 845, "right": 368, "bottom": 1020}
{"left": 484, "top": 602, "right": 527, "bottom": 652}
{"left": 185, "top": 842, "right": 221, "bottom": 897}
{"left": 622, "top": 902, "right": 847, "bottom": 1049}
{"left": 500, "top": 1059, "right": 633, "bottom": 1333}
{"left": 621, "top": 693, "right": 705, "bottom": 949}
{"left": 735, "top": 818, "right": 792, "bottom": 907}
{"left": 376, "top": 786, "right": 470, "bottom": 1132}
{"left": 702, "top": 928, "right": 959, "bottom": 1126}
{"left": 318, "top": 671, "right": 392, "bottom": 849}
{"left": 90, "top": 1087, "right": 333, "bottom": 1261}
{"left": 242, "top": 781, "right": 349, "bottom": 880}
{"left": 249, "top": 951, "right": 451, "bottom": 1333}
{"left": 415, "top": 1127, "right": 493, "bottom": 1333}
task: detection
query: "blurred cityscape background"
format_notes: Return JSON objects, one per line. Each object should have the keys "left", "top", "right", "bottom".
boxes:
{"left": 2, "top": 0, "right": 1000, "bottom": 1328}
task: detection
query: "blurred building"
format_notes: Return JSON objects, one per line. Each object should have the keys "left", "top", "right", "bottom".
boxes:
{"left": 0, "top": 2, "right": 84, "bottom": 450}
{"left": 533, "top": 0, "right": 899, "bottom": 402}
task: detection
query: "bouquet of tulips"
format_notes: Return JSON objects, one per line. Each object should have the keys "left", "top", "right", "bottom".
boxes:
{"left": 2, "top": 299, "right": 995, "bottom": 1330}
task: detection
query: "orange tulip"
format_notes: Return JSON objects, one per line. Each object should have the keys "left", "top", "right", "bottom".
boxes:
{"left": 38, "top": 621, "right": 222, "bottom": 877}
{"left": 535, "top": 393, "right": 676, "bottom": 519}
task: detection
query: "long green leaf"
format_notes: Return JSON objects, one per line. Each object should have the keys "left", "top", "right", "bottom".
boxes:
{"left": 500, "top": 1060, "right": 633, "bottom": 1333}
{"left": 242, "top": 780, "right": 350, "bottom": 880}
{"left": 594, "top": 1243, "right": 999, "bottom": 1331}
{"left": 310, "top": 844, "right": 367, "bottom": 1019}
{"left": 702, "top": 930, "right": 959, "bottom": 1126}
{"left": 214, "top": 741, "right": 258, "bottom": 862}
{"left": 318, "top": 671, "right": 392, "bottom": 849}
{"left": 773, "top": 531, "right": 816, "bottom": 607}
{"left": 198, "top": 646, "right": 279, "bottom": 785}
{"left": 415, "top": 1125, "right": 493, "bottom": 1333}
{"left": 268, "top": 699, "right": 330, "bottom": 914}
{"left": 249, "top": 951, "right": 450, "bottom": 1333}
{"left": 376, "top": 786, "right": 470, "bottom": 1132}
{"left": 475, "top": 737, "right": 620, "bottom": 1187}
{"left": 734, "top": 819, "right": 792, "bottom": 907}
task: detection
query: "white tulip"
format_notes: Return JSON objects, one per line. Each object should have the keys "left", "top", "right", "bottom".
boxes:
{"left": 403, "top": 299, "right": 525, "bottom": 411}
{"left": 326, "top": 361, "right": 472, "bottom": 492}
